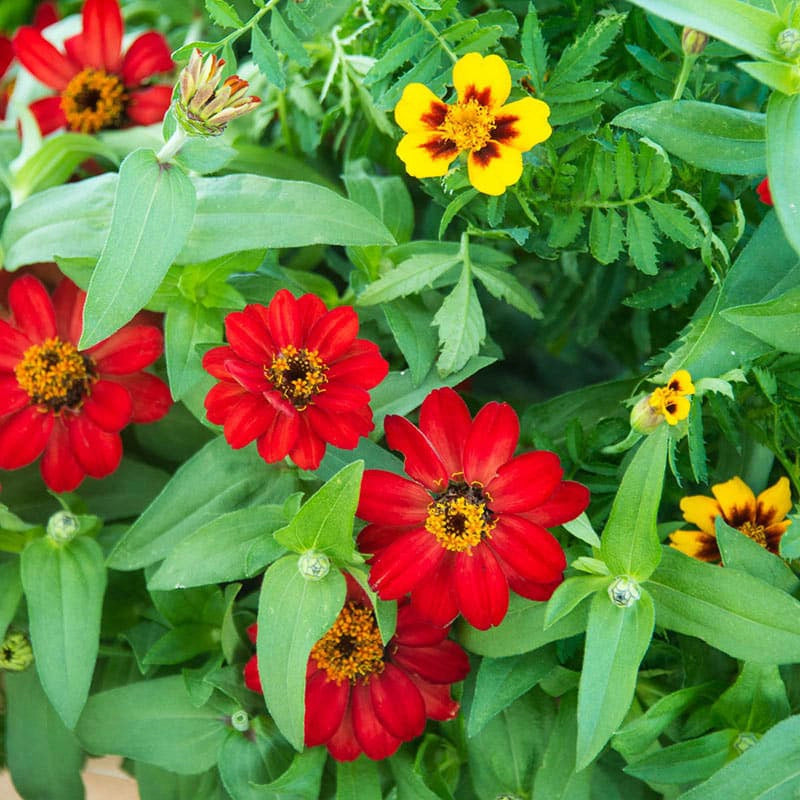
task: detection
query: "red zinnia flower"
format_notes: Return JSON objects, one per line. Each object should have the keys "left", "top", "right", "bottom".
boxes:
{"left": 756, "top": 177, "right": 773, "bottom": 206}
{"left": 0, "top": 275, "right": 172, "bottom": 492}
{"left": 357, "top": 388, "right": 590, "bottom": 630}
{"left": 13, "top": 0, "right": 173, "bottom": 135}
{"left": 202, "top": 289, "right": 388, "bottom": 471}
{"left": 243, "top": 576, "right": 470, "bottom": 761}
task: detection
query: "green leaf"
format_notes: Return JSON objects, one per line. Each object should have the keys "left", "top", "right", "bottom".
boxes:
{"left": 576, "top": 590, "right": 655, "bottom": 769}
{"left": 143, "top": 624, "right": 221, "bottom": 666}
{"left": 738, "top": 60, "right": 800, "bottom": 94}
{"left": 472, "top": 263, "right": 543, "bottom": 320}
{"left": 767, "top": 92, "right": 800, "bottom": 257}
{"left": 76, "top": 675, "right": 229, "bottom": 774}
{"left": 80, "top": 150, "right": 196, "bottom": 347}
{"left": 251, "top": 24, "right": 285, "bottom": 89}
{"left": 467, "top": 646, "right": 558, "bottom": 737}
{"left": 434, "top": 265, "right": 487, "bottom": 375}
{"left": 627, "top": 206, "right": 659, "bottom": 275}
{"left": 0, "top": 559, "right": 22, "bottom": 642}
{"left": 270, "top": 9, "right": 311, "bottom": 68}
{"left": 647, "top": 199, "right": 703, "bottom": 248}
{"left": 251, "top": 747, "right": 327, "bottom": 799}
{"left": 383, "top": 298, "right": 438, "bottom": 386}
{"left": 438, "top": 189, "right": 479, "bottom": 239}
{"left": 205, "top": 0, "right": 242, "bottom": 28}
{"left": 722, "top": 286, "right": 800, "bottom": 353}
{"left": 717, "top": 518, "right": 800, "bottom": 594}
{"left": 274, "top": 461, "right": 364, "bottom": 564}
{"left": 108, "top": 438, "right": 298, "bottom": 570}
{"left": 165, "top": 300, "right": 223, "bottom": 400}
{"left": 712, "top": 662, "right": 790, "bottom": 733}
{"left": 647, "top": 546, "right": 800, "bottom": 663}
{"left": 687, "top": 397, "right": 708, "bottom": 485}
{"left": 357, "top": 254, "right": 460, "bottom": 305}
{"left": 257, "top": 556, "right": 346, "bottom": 749}
{"left": 637, "top": 137, "right": 672, "bottom": 195}
{"left": 624, "top": 260, "right": 704, "bottom": 311}
{"left": 336, "top": 757, "right": 382, "bottom": 800}
{"left": 389, "top": 750, "right": 442, "bottom": 800}
{"left": 613, "top": 101, "right": 766, "bottom": 175}
{"left": 615, "top": 135, "right": 636, "bottom": 201}
{"left": 521, "top": 3, "right": 548, "bottom": 96}
{"left": 589, "top": 207, "right": 625, "bottom": 265}
{"left": 5, "top": 669, "right": 84, "bottom": 800}
{"left": 21, "top": 536, "right": 106, "bottom": 728}
{"left": 622, "top": 0, "right": 782, "bottom": 61}
{"left": 600, "top": 425, "right": 668, "bottom": 580}
{"left": 136, "top": 764, "right": 226, "bottom": 800}
{"left": 545, "top": 575, "right": 611, "bottom": 628}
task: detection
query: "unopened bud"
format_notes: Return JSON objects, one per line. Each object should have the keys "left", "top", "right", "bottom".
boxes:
{"left": 0, "top": 631, "right": 33, "bottom": 672}
{"left": 46, "top": 510, "right": 80, "bottom": 543}
{"left": 608, "top": 576, "right": 641, "bottom": 608}
{"left": 630, "top": 395, "right": 664, "bottom": 435}
{"left": 682, "top": 27, "right": 709, "bottom": 56}
{"left": 298, "top": 550, "right": 330, "bottom": 581}
{"left": 777, "top": 28, "right": 800, "bottom": 58}
{"left": 230, "top": 709, "right": 250, "bottom": 732}
{"left": 734, "top": 732, "right": 758, "bottom": 754}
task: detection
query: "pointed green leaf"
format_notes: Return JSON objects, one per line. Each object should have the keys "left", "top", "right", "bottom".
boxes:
{"left": 739, "top": 60, "right": 800, "bottom": 94}
{"left": 627, "top": 206, "right": 659, "bottom": 275}
{"left": 0, "top": 559, "right": 22, "bottom": 642}
{"left": 251, "top": 747, "right": 327, "bottom": 799}
{"left": 164, "top": 300, "right": 222, "bottom": 400}
{"left": 545, "top": 575, "right": 611, "bottom": 628}
{"left": 722, "top": 286, "right": 800, "bottom": 353}
{"left": 521, "top": 3, "right": 548, "bottom": 95}
{"left": 472, "top": 263, "right": 543, "bottom": 320}
{"left": 767, "top": 92, "right": 800, "bottom": 258}
{"left": 712, "top": 662, "right": 790, "bottom": 733}
{"left": 589, "top": 207, "right": 625, "bottom": 264}
{"left": 336, "top": 757, "right": 382, "bottom": 800}
{"left": 270, "top": 9, "right": 311, "bottom": 68}
{"left": 647, "top": 198, "right": 703, "bottom": 248}
{"left": 383, "top": 298, "right": 438, "bottom": 386}
{"left": 205, "top": 0, "right": 242, "bottom": 27}
{"left": 434, "top": 265, "right": 487, "bottom": 375}
{"left": 251, "top": 25, "right": 285, "bottom": 89}
{"left": 357, "top": 254, "right": 460, "bottom": 306}
{"left": 615, "top": 135, "right": 636, "bottom": 200}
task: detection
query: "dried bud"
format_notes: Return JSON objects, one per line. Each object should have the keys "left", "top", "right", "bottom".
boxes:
{"left": 298, "top": 550, "right": 331, "bottom": 581}
{"left": 681, "top": 27, "right": 709, "bottom": 56}
{"left": 0, "top": 631, "right": 34, "bottom": 672}
{"left": 777, "top": 28, "right": 800, "bottom": 59}
{"left": 608, "top": 576, "right": 641, "bottom": 608}
{"left": 175, "top": 49, "right": 261, "bottom": 136}
{"left": 46, "top": 510, "right": 81, "bottom": 543}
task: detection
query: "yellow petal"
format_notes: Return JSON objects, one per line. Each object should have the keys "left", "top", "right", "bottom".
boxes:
{"left": 679, "top": 494, "right": 721, "bottom": 536}
{"left": 663, "top": 395, "right": 691, "bottom": 425}
{"left": 467, "top": 140, "right": 522, "bottom": 196}
{"left": 396, "top": 130, "right": 459, "bottom": 178}
{"left": 711, "top": 476, "right": 756, "bottom": 527}
{"left": 394, "top": 83, "right": 448, "bottom": 133}
{"left": 494, "top": 98, "right": 552, "bottom": 152}
{"left": 756, "top": 476, "right": 792, "bottom": 526}
{"left": 669, "top": 529, "right": 720, "bottom": 562}
{"left": 453, "top": 52, "right": 511, "bottom": 110}
{"left": 667, "top": 370, "right": 695, "bottom": 396}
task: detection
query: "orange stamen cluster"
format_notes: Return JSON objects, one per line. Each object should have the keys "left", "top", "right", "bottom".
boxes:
{"left": 425, "top": 489, "right": 495, "bottom": 553}
{"left": 266, "top": 345, "right": 328, "bottom": 409}
{"left": 310, "top": 601, "right": 385, "bottom": 684}
{"left": 439, "top": 99, "right": 495, "bottom": 152}
{"left": 15, "top": 337, "right": 94, "bottom": 411}
{"left": 738, "top": 520, "right": 767, "bottom": 547}
{"left": 61, "top": 67, "right": 126, "bottom": 133}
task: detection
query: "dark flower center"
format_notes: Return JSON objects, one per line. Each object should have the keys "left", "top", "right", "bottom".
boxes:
{"left": 61, "top": 68, "right": 127, "bottom": 133}
{"left": 310, "top": 600, "right": 385, "bottom": 684}
{"left": 425, "top": 480, "right": 496, "bottom": 553}
{"left": 265, "top": 345, "right": 328, "bottom": 409}
{"left": 15, "top": 337, "right": 95, "bottom": 411}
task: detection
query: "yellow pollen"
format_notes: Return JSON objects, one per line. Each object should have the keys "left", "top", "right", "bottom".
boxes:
{"left": 15, "top": 337, "right": 94, "bottom": 411}
{"left": 439, "top": 99, "right": 495, "bottom": 152}
{"left": 265, "top": 344, "right": 328, "bottom": 409}
{"left": 737, "top": 520, "right": 767, "bottom": 548}
{"left": 310, "top": 601, "right": 385, "bottom": 684}
{"left": 61, "top": 68, "right": 127, "bottom": 133}
{"left": 425, "top": 495, "right": 495, "bottom": 553}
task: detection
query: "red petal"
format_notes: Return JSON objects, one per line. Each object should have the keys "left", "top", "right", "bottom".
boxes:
{"left": 489, "top": 515, "right": 566, "bottom": 583}
{"left": 507, "top": 574, "right": 562, "bottom": 602}
{"left": 418, "top": 387, "right": 472, "bottom": 477}
{"left": 266, "top": 289, "right": 301, "bottom": 350}
{"left": 204, "top": 381, "right": 248, "bottom": 424}
{"left": 0, "top": 37, "right": 13, "bottom": 76}
{"left": 358, "top": 523, "right": 411, "bottom": 557}
{"left": 408, "top": 553, "right": 460, "bottom": 627}
{"left": 351, "top": 682, "right": 402, "bottom": 760}
{"left": 223, "top": 393, "right": 274, "bottom": 448}
{"left": 287, "top": 414, "right": 326, "bottom": 470}
{"left": 0, "top": 376, "right": 30, "bottom": 418}
{"left": 225, "top": 358, "right": 271, "bottom": 394}
{"left": 121, "top": 31, "right": 172, "bottom": 86}
{"left": 0, "top": 320, "right": 32, "bottom": 370}
{"left": 33, "top": 2, "right": 59, "bottom": 30}
{"left": 89, "top": 325, "right": 163, "bottom": 373}
{"left": 82, "top": 379, "right": 132, "bottom": 432}
{"left": 384, "top": 415, "right": 449, "bottom": 492}
{"left": 393, "top": 602, "right": 450, "bottom": 647}
{"left": 314, "top": 383, "right": 370, "bottom": 414}
{"left": 408, "top": 676, "right": 460, "bottom": 721}
{"left": 368, "top": 527, "right": 444, "bottom": 600}
{"left": 27, "top": 95, "right": 67, "bottom": 135}
{"left": 63, "top": 32, "right": 88, "bottom": 66}
{"left": 243, "top": 655, "right": 261, "bottom": 693}
{"left": 392, "top": 640, "right": 469, "bottom": 684}
{"left": 202, "top": 345, "right": 233, "bottom": 380}
{"left": 369, "top": 664, "right": 426, "bottom": 740}
{"left": 357, "top": 470, "right": 431, "bottom": 525}
{"left": 326, "top": 705, "right": 363, "bottom": 762}
{"left": 462, "top": 401, "right": 519, "bottom": 486}
{"left": 52, "top": 279, "right": 84, "bottom": 344}
{"left": 225, "top": 309, "right": 272, "bottom": 365}
{"left": 13, "top": 27, "right": 76, "bottom": 90}
{"left": 108, "top": 372, "right": 171, "bottom": 424}
{"left": 296, "top": 293, "right": 328, "bottom": 332}
{"left": 9, "top": 276, "right": 56, "bottom": 342}
{"left": 521, "top": 480, "right": 590, "bottom": 527}
{"left": 40, "top": 416, "right": 84, "bottom": 492}
{"left": 81, "top": 0, "right": 123, "bottom": 72}
{"left": 306, "top": 405, "right": 371, "bottom": 450}
{"left": 304, "top": 670, "right": 349, "bottom": 747}
{"left": 455, "top": 546, "right": 509, "bottom": 630}
{"left": 67, "top": 414, "right": 122, "bottom": 477}
{"left": 256, "top": 407, "right": 299, "bottom": 463}
{"left": 757, "top": 177, "right": 773, "bottom": 206}
{"left": 126, "top": 85, "right": 172, "bottom": 125}
{"left": 486, "top": 451, "right": 563, "bottom": 513}
{"left": 0, "top": 407, "right": 52, "bottom": 468}
{"left": 326, "top": 340, "right": 389, "bottom": 389}
{"left": 306, "top": 306, "right": 359, "bottom": 363}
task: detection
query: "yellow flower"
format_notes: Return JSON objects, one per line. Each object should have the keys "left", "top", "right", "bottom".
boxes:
{"left": 669, "top": 476, "right": 792, "bottom": 563}
{"left": 648, "top": 370, "right": 695, "bottom": 425}
{"left": 393, "top": 52, "right": 552, "bottom": 196}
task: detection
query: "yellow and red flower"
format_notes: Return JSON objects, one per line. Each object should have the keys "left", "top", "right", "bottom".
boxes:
{"left": 394, "top": 52, "right": 552, "bottom": 195}
{"left": 244, "top": 576, "right": 470, "bottom": 761}
{"left": 12, "top": 0, "right": 173, "bottom": 135}
{"left": 669, "top": 475, "right": 792, "bottom": 562}
{"left": 648, "top": 370, "right": 695, "bottom": 425}
{"left": 202, "top": 290, "right": 388, "bottom": 472}
{"left": 0, "top": 275, "right": 171, "bottom": 492}
{"left": 357, "top": 387, "right": 589, "bottom": 630}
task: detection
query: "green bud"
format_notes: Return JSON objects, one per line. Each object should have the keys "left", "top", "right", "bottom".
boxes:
{"left": 734, "top": 732, "right": 759, "bottom": 754}
{"left": 777, "top": 28, "right": 800, "bottom": 58}
{"left": 230, "top": 709, "right": 250, "bottom": 732}
{"left": 298, "top": 550, "right": 331, "bottom": 581}
{"left": 608, "top": 576, "right": 641, "bottom": 608}
{"left": 681, "top": 27, "right": 709, "bottom": 56}
{"left": 0, "top": 631, "right": 34, "bottom": 672}
{"left": 46, "top": 510, "right": 80, "bottom": 544}
{"left": 629, "top": 395, "right": 664, "bottom": 435}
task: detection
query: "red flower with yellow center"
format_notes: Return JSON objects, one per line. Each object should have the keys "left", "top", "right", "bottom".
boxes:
{"left": 0, "top": 275, "right": 171, "bottom": 492}
{"left": 357, "top": 388, "right": 590, "bottom": 630}
{"left": 202, "top": 290, "right": 389, "bottom": 471}
{"left": 12, "top": 0, "right": 173, "bottom": 135}
{"left": 243, "top": 576, "right": 470, "bottom": 762}
{"left": 669, "top": 476, "right": 792, "bottom": 563}
{"left": 394, "top": 52, "right": 552, "bottom": 195}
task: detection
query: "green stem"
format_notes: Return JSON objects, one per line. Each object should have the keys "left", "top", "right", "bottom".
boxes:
{"left": 156, "top": 127, "right": 188, "bottom": 163}
{"left": 581, "top": 192, "right": 657, "bottom": 209}
{"left": 398, "top": 0, "right": 457, "bottom": 63}
{"left": 216, "top": 0, "right": 281, "bottom": 50}
{"left": 672, "top": 55, "right": 696, "bottom": 101}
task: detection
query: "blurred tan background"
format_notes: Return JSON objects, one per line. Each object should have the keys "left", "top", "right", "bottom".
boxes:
{"left": 0, "top": 757, "right": 140, "bottom": 799}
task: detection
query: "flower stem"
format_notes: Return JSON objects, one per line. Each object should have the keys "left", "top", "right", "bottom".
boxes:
{"left": 672, "top": 55, "right": 696, "bottom": 100}
{"left": 156, "top": 126, "right": 189, "bottom": 163}
{"left": 398, "top": 0, "right": 457, "bottom": 64}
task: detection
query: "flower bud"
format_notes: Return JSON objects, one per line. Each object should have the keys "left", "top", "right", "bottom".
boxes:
{"left": 298, "top": 550, "right": 331, "bottom": 581}
{"left": 777, "top": 28, "right": 800, "bottom": 58}
{"left": 0, "top": 631, "right": 34, "bottom": 672}
{"left": 734, "top": 732, "right": 758, "bottom": 754}
{"left": 630, "top": 395, "right": 664, "bottom": 435}
{"left": 681, "top": 27, "right": 709, "bottom": 56}
{"left": 230, "top": 709, "right": 250, "bottom": 732}
{"left": 46, "top": 510, "right": 80, "bottom": 544}
{"left": 608, "top": 576, "right": 641, "bottom": 607}
{"left": 175, "top": 49, "right": 261, "bottom": 136}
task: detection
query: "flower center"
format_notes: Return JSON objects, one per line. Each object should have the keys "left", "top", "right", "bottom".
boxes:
{"left": 310, "top": 600, "right": 385, "bottom": 684}
{"left": 738, "top": 520, "right": 767, "bottom": 548}
{"left": 265, "top": 345, "right": 328, "bottom": 409}
{"left": 61, "top": 68, "right": 127, "bottom": 133}
{"left": 425, "top": 482, "right": 496, "bottom": 553}
{"left": 648, "top": 386, "right": 678, "bottom": 417}
{"left": 439, "top": 99, "right": 495, "bottom": 152}
{"left": 14, "top": 337, "right": 94, "bottom": 411}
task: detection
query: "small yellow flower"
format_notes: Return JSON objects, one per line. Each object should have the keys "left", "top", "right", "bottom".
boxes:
{"left": 648, "top": 370, "right": 695, "bottom": 426}
{"left": 393, "top": 52, "right": 552, "bottom": 196}
{"left": 669, "top": 476, "right": 792, "bottom": 563}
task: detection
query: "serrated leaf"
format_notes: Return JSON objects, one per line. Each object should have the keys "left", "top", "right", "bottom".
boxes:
{"left": 623, "top": 260, "right": 704, "bottom": 310}
{"left": 205, "top": 0, "right": 242, "bottom": 28}
{"left": 251, "top": 25, "right": 285, "bottom": 90}
{"left": 647, "top": 198, "right": 703, "bottom": 248}
{"left": 589, "top": 207, "right": 625, "bottom": 264}
{"left": 547, "top": 209, "right": 585, "bottom": 248}
{"left": 521, "top": 3, "right": 548, "bottom": 95}
{"left": 383, "top": 298, "right": 438, "bottom": 386}
{"left": 358, "top": 254, "right": 460, "bottom": 305}
{"left": 434, "top": 266, "right": 487, "bottom": 375}
{"left": 687, "top": 397, "right": 708, "bottom": 484}
{"left": 637, "top": 137, "right": 672, "bottom": 195}
{"left": 472, "top": 263, "right": 542, "bottom": 320}
{"left": 615, "top": 135, "right": 636, "bottom": 201}
{"left": 627, "top": 206, "right": 659, "bottom": 275}
{"left": 270, "top": 9, "right": 310, "bottom": 68}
